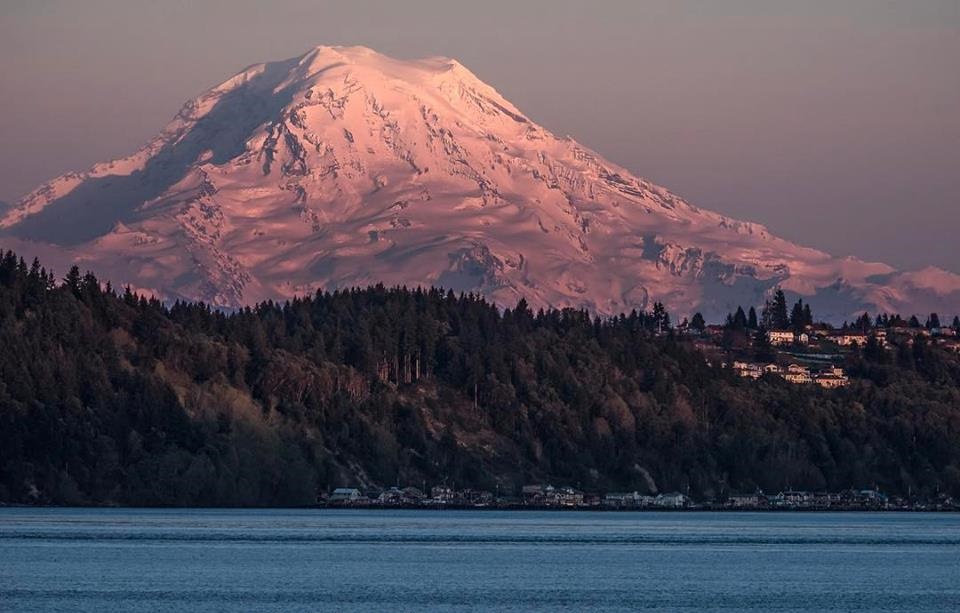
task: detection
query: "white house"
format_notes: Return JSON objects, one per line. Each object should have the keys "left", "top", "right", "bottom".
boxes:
{"left": 655, "top": 492, "right": 689, "bottom": 508}
{"left": 329, "top": 488, "right": 363, "bottom": 503}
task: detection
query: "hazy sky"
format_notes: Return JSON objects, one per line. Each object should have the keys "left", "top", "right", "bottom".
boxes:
{"left": 1, "top": 0, "right": 957, "bottom": 272}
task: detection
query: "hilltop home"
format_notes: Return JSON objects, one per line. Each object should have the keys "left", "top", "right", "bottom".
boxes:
{"left": 768, "top": 330, "right": 796, "bottom": 346}
{"left": 832, "top": 332, "right": 868, "bottom": 346}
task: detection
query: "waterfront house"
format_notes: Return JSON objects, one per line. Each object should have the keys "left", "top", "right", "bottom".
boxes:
{"left": 604, "top": 492, "right": 656, "bottom": 508}
{"left": 521, "top": 484, "right": 546, "bottom": 505}
{"left": 556, "top": 487, "right": 584, "bottom": 507}
{"left": 655, "top": 492, "right": 689, "bottom": 508}
{"left": 728, "top": 492, "right": 762, "bottom": 508}
{"left": 773, "top": 491, "right": 813, "bottom": 508}
{"left": 329, "top": 487, "right": 364, "bottom": 504}
{"left": 430, "top": 486, "right": 454, "bottom": 502}
{"left": 604, "top": 492, "right": 639, "bottom": 508}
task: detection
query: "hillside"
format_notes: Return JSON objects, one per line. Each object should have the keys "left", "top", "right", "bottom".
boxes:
{"left": 2, "top": 46, "right": 959, "bottom": 321}
{"left": 1, "top": 250, "right": 959, "bottom": 506}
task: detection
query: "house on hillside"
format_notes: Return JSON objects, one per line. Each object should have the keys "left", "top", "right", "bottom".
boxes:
{"left": 940, "top": 339, "right": 960, "bottom": 353}
{"left": 782, "top": 364, "right": 812, "bottom": 384}
{"left": 768, "top": 330, "right": 796, "bottom": 346}
{"left": 815, "top": 374, "right": 849, "bottom": 388}
{"left": 732, "top": 361, "right": 763, "bottom": 379}
{"left": 832, "top": 332, "right": 868, "bottom": 347}
{"left": 814, "top": 365, "right": 849, "bottom": 388}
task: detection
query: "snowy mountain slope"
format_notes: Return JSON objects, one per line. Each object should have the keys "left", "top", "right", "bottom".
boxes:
{"left": 1, "top": 45, "right": 957, "bottom": 320}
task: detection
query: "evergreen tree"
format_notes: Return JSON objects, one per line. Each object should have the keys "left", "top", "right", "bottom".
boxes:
{"left": 790, "top": 299, "right": 806, "bottom": 332}
{"left": 652, "top": 302, "right": 669, "bottom": 333}
{"left": 733, "top": 306, "right": 748, "bottom": 330}
{"left": 765, "top": 289, "right": 789, "bottom": 329}
{"left": 64, "top": 265, "right": 82, "bottom": 297}
{"left": 690, "top": 312, "right": 706, "bottom": 332}
{"left": 747, "top": 307, "right": 758, "bottom": 330}
{"left": 753, "top": 327, "right": 775, "bottom": 362}
{"left": 927, "top": 313, "right": 941, "bottom": 330}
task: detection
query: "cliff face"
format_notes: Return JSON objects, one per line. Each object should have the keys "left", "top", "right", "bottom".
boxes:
{"left": 3, "top": 46, "right": 958, "bottom": 321}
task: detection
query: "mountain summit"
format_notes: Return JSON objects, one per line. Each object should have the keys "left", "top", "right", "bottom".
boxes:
{"left": 2, "top": 45, "right": 957, "bottom": 319}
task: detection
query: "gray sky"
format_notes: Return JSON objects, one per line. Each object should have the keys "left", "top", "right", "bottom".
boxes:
{"left": 1, "top": 0, "right": 957, "bottom": 272}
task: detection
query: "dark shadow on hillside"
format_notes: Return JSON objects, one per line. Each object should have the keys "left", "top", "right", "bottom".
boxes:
{"left": 8, "top": 56, "right": 309, "bottom": 247}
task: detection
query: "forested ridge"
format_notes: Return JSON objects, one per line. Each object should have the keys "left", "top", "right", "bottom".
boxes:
{"left": 1, "top": 250, "right": 959, "bottom": 506}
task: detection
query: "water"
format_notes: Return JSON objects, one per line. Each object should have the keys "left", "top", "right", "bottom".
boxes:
{"left": 1, "top": 509, "right": 958, "bottom": 612}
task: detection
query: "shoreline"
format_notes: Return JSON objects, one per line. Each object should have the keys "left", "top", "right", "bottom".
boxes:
{"left": 1, "top": 502, "right": 956, "bottom": 513}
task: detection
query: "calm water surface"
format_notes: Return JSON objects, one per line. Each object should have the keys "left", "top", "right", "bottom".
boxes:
{"left": 1, "top": 508, "right": 958, "bottom": 612}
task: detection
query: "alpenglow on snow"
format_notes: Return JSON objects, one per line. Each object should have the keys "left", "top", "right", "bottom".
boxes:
{"left": 2, "top": 45, "right": 958, "bottom": 320}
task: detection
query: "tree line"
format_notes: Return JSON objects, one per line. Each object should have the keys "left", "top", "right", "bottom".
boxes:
{"left": 1, "top": 250, "right": 959, "bottom": 506}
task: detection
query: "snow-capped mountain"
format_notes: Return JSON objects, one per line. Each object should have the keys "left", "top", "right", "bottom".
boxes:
{"left": 1, "top": 45, "right": 957, "bottom": 321}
